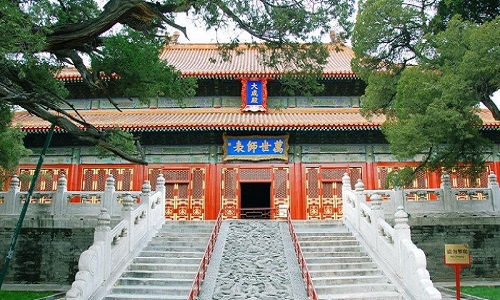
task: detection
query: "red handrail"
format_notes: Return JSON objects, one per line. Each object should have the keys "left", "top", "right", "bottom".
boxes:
{"left": 187, "top": 210, "right": 223, "bottom": 300}
{"left": 286, "top": 210, "right": 319, "bottom": 300}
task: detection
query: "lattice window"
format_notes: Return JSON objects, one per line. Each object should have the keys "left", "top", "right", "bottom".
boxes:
{"left": 81, "top": 168, "right": 134, "bottom": 191}
{"left": 100, "top": 169, "right": 111, "bottom": 190}
{"left": 83, "top": 169, "right": 94, "bottom": 191}
{"left": 321, "top": 168, "right": 345, "bottom": 181}
{"left": 192, "top": 169, "right": 204, "bottom": 199}
{"left": 178, "top": 183, "right": 188, "bottom": 198}
{"left": 377, "top": 166, "right": 428, "bottom": 189}
{"left": 273, "top": 169, "right": 288, "bottom": 199}
{"left": 122, "top": 169, "right": 132, "bottom": 190}
{"left": 221, "top": 168, "right": 238, "bottom": 219}
{"left": 450, "top": 167, "right": 490, "bottom": 188}
{"left": 148, "top": 168, "right": 162, "bottom": 190}
{"left": 223, "top": 169, "right": 237, "bottom": 199}
{"left": 165, "top": 184, "right": 175, "bottom": 199}
{"left": 165, "top": 169, "right": 189, "bottom": 182}
{"left": 239, "top": 168, "right": 272, "bottom": 181}
{"left": 18, "top": 168, "right": 68, "bottom": 192}
{"left": 323, "top": 183, "right": 333, "bottom": 198}
{"left": 377, "top": 167, "right": 389, "bottom": 189}
{"left": 349, "top": 167, "right": 362, "bottom": 187}
{"left": 306, "top": 168, "right": 319, "bottom": 199}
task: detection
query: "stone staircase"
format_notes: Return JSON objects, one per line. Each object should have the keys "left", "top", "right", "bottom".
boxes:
{"left": 294, "top": 221, "right": 404, "bottom": 300}
{"left": 102, "top": 221, "right": 214, "bottom": 300}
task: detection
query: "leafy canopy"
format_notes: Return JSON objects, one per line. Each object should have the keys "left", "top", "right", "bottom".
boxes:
{"left": 352, "top": 0, "right": 500, "bottom": 185}
{"left": 0, "top": 0, "right": 355, "bottom": 175}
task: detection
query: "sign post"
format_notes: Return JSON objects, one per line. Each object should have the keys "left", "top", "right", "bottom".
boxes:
{"left": 444, "top": 244, "right": 471, "bottom": 300}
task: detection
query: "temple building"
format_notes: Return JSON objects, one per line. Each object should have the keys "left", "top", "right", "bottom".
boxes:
{"left": 10, "top": 40, "right": 500, "bottom": 220}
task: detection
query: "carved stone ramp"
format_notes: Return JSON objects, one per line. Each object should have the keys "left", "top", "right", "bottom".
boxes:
{"left": 101, "top": 221, "right": 214, "bottom": 300}
{"left": 197, "top": 220, "right": 310, "bottom": 300}
{"left": 293, "top": 220, "right": 405, "bottom": 300}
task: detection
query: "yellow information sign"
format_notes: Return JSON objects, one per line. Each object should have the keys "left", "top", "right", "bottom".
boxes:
{"left": 444, "top": 244, "right": 470, "bottom": 265}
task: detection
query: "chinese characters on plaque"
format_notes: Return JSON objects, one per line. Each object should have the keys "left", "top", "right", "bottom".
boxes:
{"left": 240, "top": 78, "right": 268, "bottom": 112}
{"left": 223, "top": 134, "right": 289, "bottom": 161}
{"left": 444, "top": 244, "right": 470, "bottom": 265}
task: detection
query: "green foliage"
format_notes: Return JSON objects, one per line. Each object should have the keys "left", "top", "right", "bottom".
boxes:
{"left": 461, "top": 286, "right": 500, "bottom": 300}
{"left": 0, "top": 290, "right": 56, "bottom": 300}
{"left": 91, "top": 30, "right": 197, "bottom": 103}
{"left": 352, "top": 0, "right": 500, "bottom": 184}
{"left": 0, "top": 102, "right": 32, "bottom": 185}
{"left": 0, "top": 126, "right": 32, "bottom": 186}
{"left": 0, "top": 0, "right": 46, "bottom": 54}
{"left": 95, "top": 128, "right": 138, "bottom": 159}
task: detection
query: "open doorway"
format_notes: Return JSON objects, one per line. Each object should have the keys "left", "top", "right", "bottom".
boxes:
{"left": 240, "top": 182, "right": 271, "bottom": 219}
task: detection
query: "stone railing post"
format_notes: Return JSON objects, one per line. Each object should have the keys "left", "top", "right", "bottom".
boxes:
{"left": 394, "top": 206, "right": 411, "bottom": 277}
{"left": 392, "top": 187, "right": 404, "bottom": 214}
{"left": 102, "top": 174, "right": 116, "bottom": 215}
{"left": 121, "top": 192, "right": 135, "bottom": 251}
{"left": 342, "top": 172, "right": 352, "bottom": 192}
{"left": 440, "top": 173, "right": 454, "bottom": 212}
{"left": 155, "top": 174, "right": 166, "bottom": 219}
{"left": 156, "top": 174, "right": 166, "bottom": 200}
{"left": 54, "top": 174, "right": 68, "bottom": 217}
{"left": 370, "top": 193, "right": 384, "bottom": 247}
{"left": 94, "top": 208, "right": 111, "bottom": 280}
{"left": 140, "top": 180, "right": 154, "bottom": 229}
{"left": 488, "top": 171, "right": 499, "bottom": 211}
{"left": 5, "top": 175, "right": 20, "bottom": 215}
{"left": 353, "top": 179, "right": 365, "bottom": 229}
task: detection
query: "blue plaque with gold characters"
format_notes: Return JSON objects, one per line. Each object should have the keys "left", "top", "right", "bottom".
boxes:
{"left": 240, "top": 78, "right": 269, "bottom": 112}
{"left": 223, "top": 134, "right": 289, "bottom": 161}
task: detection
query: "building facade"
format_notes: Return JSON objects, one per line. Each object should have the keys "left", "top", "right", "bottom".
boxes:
{"left": 10, "top": 42, "right": 500, "bottom": 220}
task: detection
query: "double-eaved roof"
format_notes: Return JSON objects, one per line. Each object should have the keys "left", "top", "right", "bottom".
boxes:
{"left": 14, "top": 43, "right": 500, "bottom": 133}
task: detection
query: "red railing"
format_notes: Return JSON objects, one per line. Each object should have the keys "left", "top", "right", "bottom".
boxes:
{"left": 286, "top": 210, "right": 319, "bottom": 300}
{"left": 237, "top": 207, "right": 279, "bottom": 219}
{"left": 187, "top": 210, "right": 223, "bottom": 300}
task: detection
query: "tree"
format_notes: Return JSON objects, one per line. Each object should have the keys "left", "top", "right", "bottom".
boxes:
{"left": 0, "top": 0, "right": 355, "bottom": 171}
{"left": 352, "top": 0, "right": 500, "bottom": 185}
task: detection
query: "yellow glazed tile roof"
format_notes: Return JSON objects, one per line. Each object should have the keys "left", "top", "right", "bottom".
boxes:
{"left": 56, "top": 43, "right": 356, "bottom": 80}
{"left": 13, "top": 107, "right": 499, "bottom": 133}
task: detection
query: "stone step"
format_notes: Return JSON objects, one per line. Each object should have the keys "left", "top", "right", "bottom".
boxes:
{"left": 309, "top": 268, "right": 384, "bottom": 278}
{"left": 299, "top": 240, "right": 360, "bottom": 247}
{"left": 138, "top": 250, "right": 204, "bottom": 258}
{"left": 312, "top": 274, "right": 391, "bottom": 285}
{"left": 303, "top": 251, "right": 368, "bottom": 258}
{"left": 143, "top": 245, "right": 206, "bottom": 251}
{"left": 105, "top": 293, "right": 189, "bottom": 299}
{"left": 301, "top": 245, "right": 364, "bottom": 252}
{"left": 297, "top": 235, "right": 357, "bottom": 241}
{"left": 116, "top": 277, "right": 193, "bottom": 286}
{"left": 127, "top": 262, "right": 199, "bottom": 272}
{"left": 305, "top": 256, "right": 373, "bottom": 264}
{"left": 317, "top": 291, "right": 403, "bottom": 300}
{"left": 133, "top": 256, "right": 201, "bottom": 264}
{"left": 108, "top": 285, "right": 191, "bottom": 296}
{"left": 121, "top": 270, "right": 197, "bottom": 279}
{"left": 150, "top": 235, "right": 211, "bottom": 242}
{"left": 315, "top": 282, "right": 398, "bottom": 294}
{"left": 296, "top": 222, "right": 404, "bottom": 300}
{"left": 100, "top": 220, "right": 215, "bottom": 300}
{"left": 307, "top": 261, "right": 379, "bottom": 270}
{"left": 295, "top": 231, "right": 351, "bottom": 236}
